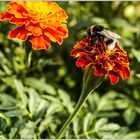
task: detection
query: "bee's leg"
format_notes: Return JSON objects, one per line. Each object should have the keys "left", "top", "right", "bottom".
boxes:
{"left": 90, "top": 36, "right": 98, "bottom": 46}
{"left": 107, "top": 39, "right": 116, "bottom": 50}
{"left": 98, "top": 36, "right": 105, "bottom": 46}
{"left": 106, "top": 39, "right": 114, "bottom": 46}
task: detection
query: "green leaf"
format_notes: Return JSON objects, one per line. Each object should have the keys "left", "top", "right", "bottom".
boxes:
{"left": 47, "top": 103, "right": 62, "bottom": 116}
{"left": 114, "top": 127, "right": 129, "bottom": 138}
{"left": 0, "top": 134, "right": 6, "bottom": 139}
{"left": 24, "top": 78, "right": 56, "bottom": 95}
{"left": 28, "top": 88, "right": 40, "bottom": 115}
{"left": 19, "top": 121, "right": 37, "bottom": 139}
{"left": 34, "top": 99, "right": 47, "bottom": 119}
{"left": 123, "top": 131, "right": 140, "bottom": 138}
{"left": 83, "top": 113, "right": 92, "bottom": 133}
{"left": 87, "top": 92, "right": 99, "bottom": 111}
{"left": 95, "top": 118, "right": 108, "bottom": 131}
{"left": 14, "top": 79, "right": 28, "bottom": 107}
{"left": 83, "top": 113, "right": 92, "bottom": 138}
{"left": 123, "top": 108, "right": 136, "bottom": 125}
{"left": 99, "top": 123, "right": 120, "bottom": 131}
{"left": 9, "top": 119, "right": 27, "bottom": 138}
{"left": 58, "top": 89, "right": 73, "bottom": 113}
{"left": 114, "top": 99, "right": 129, "bottom": 109}
{"left": 3, "top": 109, "right": 28, "bottom": 117}
{"left": 97, "top": 91, "right": 118, "bottom": 111}
{"left": 135, "top": 107, "right": 140, "bottom": 115}
{"left": 28, "top": 88, "right": 48, "bottom": 119}
{"left": 42, "top": 95, "right": 61, "bottom": 104}
{"left": 97, "top": 111, "right": 119, "bottom": 118}
{"left": 1, "top": 77, "right": 15, "bottom": 88}
{"left": 72, "top": 117, "right": 80, "bottom": 138}
{"left": 0, "top": 117, "right": 7, "bottom": 132}
{"left": 0, "top": 93, "right": 17, "bottom": 103}
{"left": 0, "top": 104, "right": 17, "bottom": 110}
{"left": 132, "top": 49, "right": 140, "bottom": 63}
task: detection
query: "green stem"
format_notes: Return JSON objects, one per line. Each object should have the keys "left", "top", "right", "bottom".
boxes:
{"left": 56, "top": 87, "right": 90, "bottom": 138}
{"left": 56, "top": 65, "right": 105, "bottom": 138}
{"left": 27, "top": 51, "right": 32, "bottom": 68}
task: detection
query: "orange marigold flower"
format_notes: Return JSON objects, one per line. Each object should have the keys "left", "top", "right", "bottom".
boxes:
{"left": 71, "top": 37, "right": 130, "bottom": 85}
{"left": 0, "top": 2, "right": 68, "bottom": 50}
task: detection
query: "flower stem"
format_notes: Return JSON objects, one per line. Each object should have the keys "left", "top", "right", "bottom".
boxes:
{"left": 56, "top": 87, "right": 90, "bottom": 138}
{"left": 56, "top": 66, "right": 105, "bottom": 138}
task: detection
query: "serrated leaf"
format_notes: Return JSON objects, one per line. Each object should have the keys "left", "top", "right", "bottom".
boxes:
{"left": 1, "top": 77, "right": 15, "bottom": 88}
{"left": 0, "top": 117, "right": 7, "bottom": 131}
{"left": 97, "top": 111, "right": 119, "bottom": 118}
{"left": 19, "top": 121, "right": 37, "bottom": 139}
{"left": 114, "top": 127, "right": 129, "bottom": 138}
{"left": 9, "top": 128, "right": 18, "bottom": 139}
{"left": 97, "top": 91, "right": 118, "bottom": 111}
{"left": 3, "top": 109, "right": 28, "bottom": 117}
{"left": 9, "top": 119, "right": 27, "bottom": 138}
{"left": 14, "top": 79, "right": 28, "bottom": 107}
{"left": 95, "top": 118, "right": 108, "bottom": 131}
{"left": 132, "top": 49, "right": 140, "bottom": 63}
{"left": 0, "top": 93, "right": 17, "bottom": 103}
{"left": 135, "top": 107, "right": 140, "bottom": 115}
{"left": 28, "top": 88, "right": 40, "bottom": 115}
{"left": 24, "top": 78, "right": 56, "bottom": 95}
{"left": 73, "top": 117, "right": 80, "bottom": 138}
{"left": 58, "top": 89, "right": 73, "bottom": 113}
{"left": 39, "top": 117, "right": 53, "bottom": 134}
{"left": 34, "top": 99, "right": 47, "bottom": 119}
{"left": 123, "top": 131, "right": 140, "bottom": 138}
{"left": 99, "top": 123, "right": 120, "bottom": 131}
{"left": 114, "top": 99, "right": 129, "bottom": 109}
{"left": 83, "top": 113, "right": 92, "bottom": 138}
{"left": 87, "top": 92, "right": 99, "bottom": 110}
{"left": 0, "top": 134, "right": 6, "bottom": 139}
{"left": 42, "top": 95, "right": 61, "bottom": 104}
{"left": 83, "top": 113, "right": 92, "bottom": 133}
{"left": 123, "top": 108, "right": 136, "bottom": 125}
{"left": 0, "top": 104, "right": 17, "bottom": 110}
{"left": 47, "top": 103, "right": 62, "bottom": 115}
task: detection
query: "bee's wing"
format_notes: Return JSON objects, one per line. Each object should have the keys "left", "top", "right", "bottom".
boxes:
{"left": 97, "top": 29, "right": 121, "bottom": 40}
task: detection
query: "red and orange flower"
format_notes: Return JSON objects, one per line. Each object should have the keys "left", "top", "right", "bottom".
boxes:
{"left": 0, "top": 2, "right": 68, "bottom": 50}
{"left": 71, "top": 37, "right": 130, "bottom": 85}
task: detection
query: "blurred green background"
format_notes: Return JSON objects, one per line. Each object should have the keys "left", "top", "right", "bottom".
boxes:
{"left": 0, "top": 1, "right": 140, "bottom": 139}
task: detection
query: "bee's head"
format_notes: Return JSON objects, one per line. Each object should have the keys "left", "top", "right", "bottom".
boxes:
{"left": 93, "top": 25, "right": 104, "bottom": 32}
{"left": 87, "top": 25, "right": 104, "bottom": 36}
{"left": 87, "top": 25, "right": 95, "bottom": 36}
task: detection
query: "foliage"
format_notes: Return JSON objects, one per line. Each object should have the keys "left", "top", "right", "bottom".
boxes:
{"left": 0, "top": 1, "right": 140, "bottom": 138}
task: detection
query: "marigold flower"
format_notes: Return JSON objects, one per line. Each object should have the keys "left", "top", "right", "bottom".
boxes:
{"left": 0, "top": 2, "right": 68, "bottom": 50}
{"left": 71, "top": 37, "right": 130, "bottom": 85}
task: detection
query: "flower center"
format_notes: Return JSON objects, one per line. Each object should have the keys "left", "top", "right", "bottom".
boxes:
{"left": 25, "top": 2, "right": 53, "bottom": 22}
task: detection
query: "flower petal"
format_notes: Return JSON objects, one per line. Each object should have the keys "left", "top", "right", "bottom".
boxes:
{"left": 108, "top": 71, "right": 119, "bottom": 85}
{"left": 70, "top": 49, "right": 80, "bottom": 58}
{"left": 8, "top": 2, "right": 28, "bottom": 18}
{"left": 55, "top": 25, "right": 68, "bottom": 37}
{"left": 9, "top": 26, "right": 31, "bottom": 40}
{"left": 44, "top": 27, "right": 65, "bottom": 44}
{"left": 26, "top": 22, "right": 42, "bottom": 36}
{"left": 0, "top": 1, "right": 68, "bottom": 51}
{"left": 0, "top": 12, "right": 13, "bottom": 21}
{"left": 30, "top": 35, "right": 51, "bottom": 50}
{"left": 76, "top": 57, "right": 91, "bottom": 69}
{"left": 94, "top": 65, "right": 107, "bottom": 76}
{"left": 118, "top": 67, "right": 130, "bottom": 80}
{"left": 9, "top": 17, "right": 27, "bottom": 26}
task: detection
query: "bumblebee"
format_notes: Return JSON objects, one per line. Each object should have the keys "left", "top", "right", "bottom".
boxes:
{"left": 87, "top": 25, "right": 121, "bottom": 50}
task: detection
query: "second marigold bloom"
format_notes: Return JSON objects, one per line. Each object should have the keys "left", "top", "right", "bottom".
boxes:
{"left": 0, "top": 2, "right": 68, "bottom": 50}
{"left": 71, "top": 37, "right": 130, "bottom": 85}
